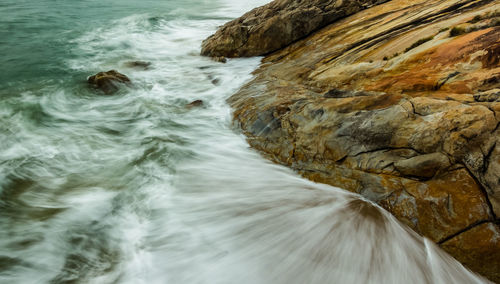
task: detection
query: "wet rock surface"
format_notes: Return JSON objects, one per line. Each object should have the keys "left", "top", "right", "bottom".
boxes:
{"left": 213, "top": 0, "right": 500, "bottom": 281}
{"left": 201, "top": 0, "right": 388, "bottom": 57}
{"left": 87, "top": 70, "right": 131, "bottom": 94}
{"left": 186, "top": 99, "right": 204, "bottom": 108}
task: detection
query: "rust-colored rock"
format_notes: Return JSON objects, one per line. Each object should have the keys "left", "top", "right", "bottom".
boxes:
{"left": 441, "top": 222, "right": 500, "bottom": 283}
{"left": 225, "top": 0, "right": 500, "bottom": 281}
{"left": 482, "top": 42, "right": 500, "bottom": 69}
{"left": 87, "top": 70, "right": 131, "bottom": 94}
{"left": 201, "top": 0, "right": 388, "bottom": 57}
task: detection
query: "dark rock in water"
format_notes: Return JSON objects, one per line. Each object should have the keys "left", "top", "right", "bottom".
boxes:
{"left": 207, "top": 74, "right": 221, "bottom": 85}
{"left": 212, "top": 56, "right": 227, "bottom": 63}
{"left": 124, "top": 61, "right": 152, "bottom": 70}
{"left": 211, "top": 78, "right": 221, "bottom": 85}
{"left": 186, "top": 100, "right": 204, "bottom": 108}
{"left": 87, "top": 70, "right": 131, "bottom": 94}
{"left": 201, "top": 0, "right": 389, "bottom": 57}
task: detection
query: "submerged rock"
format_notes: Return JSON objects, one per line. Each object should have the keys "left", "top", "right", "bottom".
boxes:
{"left": 123, "top": 61, "right": 152, "bottom": 70}
{"left": 87, "top": 70, "right": 131, "bottom": 94}
{"left": 224, "top": 0, "right": 500, "bottom": 281}
{"left": 211, "top": 78, "right": 221, "bottom": 85}
{"left": 212, "top": 56, "right": 227, "bottom": 63}
{"left": 201, "top": 0, "right": 388, "bottom": 57}
{"left": 186, "top": 100, "right": 204, "bottom": 108}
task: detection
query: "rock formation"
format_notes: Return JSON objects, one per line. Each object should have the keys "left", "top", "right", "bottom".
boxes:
{"left": 203, "top": 0, "right": 500, "bottom": 281}
{"left": 87, "top": 70, "right": 131, "bottom": 94}
{"left": 201, "top": 0, "right": 389, "bottom": 57}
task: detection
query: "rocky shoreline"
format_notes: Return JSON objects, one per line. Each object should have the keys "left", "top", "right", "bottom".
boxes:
{"left": 202, "top": 0, "right": 500, "bottom": 281}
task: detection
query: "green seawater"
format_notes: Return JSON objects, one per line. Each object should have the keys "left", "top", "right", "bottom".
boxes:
{"left": 0, "top": 0, "right": 224, "bottom": 87}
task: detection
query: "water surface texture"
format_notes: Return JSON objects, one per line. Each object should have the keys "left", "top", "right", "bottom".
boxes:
{"left": 0, "top": 1, "right": 490, "bottom": 283}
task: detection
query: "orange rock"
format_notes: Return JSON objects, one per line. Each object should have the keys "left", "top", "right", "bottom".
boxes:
{"left": 441, "top": 222, "right": 500, "bottom": 283}
{"left": 398, "top": 169, "right": 492, "bottom": 242}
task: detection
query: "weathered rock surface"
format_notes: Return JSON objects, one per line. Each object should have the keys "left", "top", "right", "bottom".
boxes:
{"left": 87, "top": 70, "right": 131, "bottom": 94}
{"left": 441, "top": 222, "right": 500, "bottom": 282}
{"left": 206, "top": 0, "right": 500, "bottom": 281}
{"left": 201, "top": 0, "right": 388, "bottom": 57}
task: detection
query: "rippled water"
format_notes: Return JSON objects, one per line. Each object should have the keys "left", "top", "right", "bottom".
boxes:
{"left": 0, "top": 1, "right": 491, "bottom": 283}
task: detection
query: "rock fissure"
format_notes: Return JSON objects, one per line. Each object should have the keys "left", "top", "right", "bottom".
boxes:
{"left": 483, "top": 141, "right": 497, "bottom": 173}
{"left": 349, "top": 147, "right": 424, "bottom": 158}
{"left": 464, "top": 164, "right": 498, "bottom": 220}
{"left": 407, "top": 100, "right": 425, "bottom": 116}
{"left": 492, "top": 120, "right": 500, "bottom": 132}
{"left": 437, "top": 219, "right": 492, "bottom": 244}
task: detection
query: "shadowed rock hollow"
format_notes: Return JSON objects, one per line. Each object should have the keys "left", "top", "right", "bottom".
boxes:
{"left": 203, "top": 0, "right": 500, "bottom": 282}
